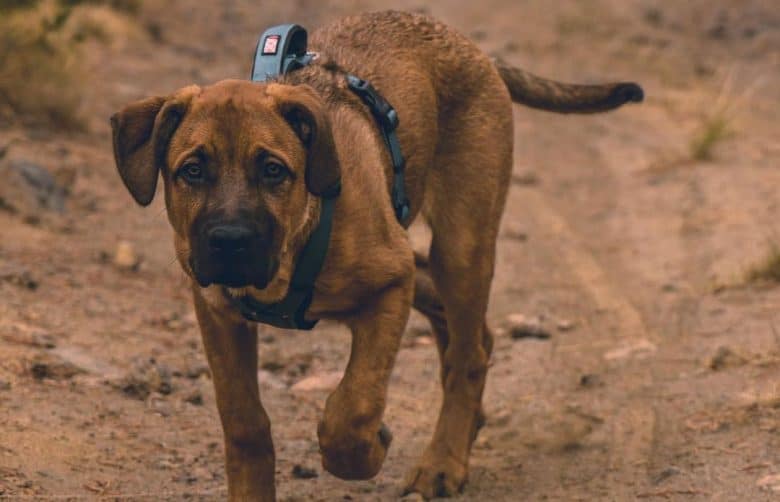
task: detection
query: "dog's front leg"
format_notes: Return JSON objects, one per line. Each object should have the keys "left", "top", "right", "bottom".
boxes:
{"left": 193, "top": 288, "right": 276, "bottom": 501}
{"left": 317, "top": 277, "right": 413, "bottom": 480}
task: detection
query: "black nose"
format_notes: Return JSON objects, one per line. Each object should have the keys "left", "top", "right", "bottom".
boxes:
{"left": 208, "top": 224, "right": 255, "bottom": 254}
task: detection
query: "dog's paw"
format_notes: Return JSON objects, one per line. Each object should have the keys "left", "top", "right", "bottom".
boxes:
{"left": 318, "top": 421, "right": 392, "bottom": 480}
{"left": 403, "top": 454, "right": 468, "bottom": 499}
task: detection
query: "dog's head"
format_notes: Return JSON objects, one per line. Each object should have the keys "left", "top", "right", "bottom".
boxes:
{"left": 110, "top": 80, "right": 339, "bottom": 297}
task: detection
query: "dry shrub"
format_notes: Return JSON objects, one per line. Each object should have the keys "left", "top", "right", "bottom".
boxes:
{"left": 0, "top": 0, "right": 141, "bottom": 131}
{"left": 746, "top": 244, "right": 780, "bottom": 284}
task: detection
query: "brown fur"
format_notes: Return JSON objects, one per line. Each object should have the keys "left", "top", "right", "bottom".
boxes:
{"left": 110, "top": 10, "right": 641, "bottom": 500}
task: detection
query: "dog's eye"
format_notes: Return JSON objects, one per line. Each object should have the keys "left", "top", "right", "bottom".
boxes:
{"left": 261, "top": 161, "right": 288, "bottom": 185}
{"left": 178, "top": 162, "right": 205, "bottom": 184}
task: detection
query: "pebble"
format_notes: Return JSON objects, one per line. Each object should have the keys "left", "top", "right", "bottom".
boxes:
{"left": 652, "top": 466, "right": 682, "bottom": 485}
{"left": 0, "top": 321, "right": 54, "bottom": 348}
{"left": 290, "top": 371, "right": 343, "bottom": 392}
{"left": 604, "top": 339, "right": 657, "bottom": 361}
{"left": 29, "top": 352, "right": 86, "bottom": 381}
{"left": 757, "top": 473, "right": 780, "bottom": 492}
{"left": 556, "top": 319, "right": 576, "bottom": 332}
{"left": 0, "top": 265, "right": 39, "bottom": 290}
{"left": 579, "top": 374, "right": 604, "bottom": 389}
{"left": 511, "top": 171, "right": 539, "bottom": 186}
{"left": 184, "top": 390, "right": 203, "bottom": 406}
{"left": 291, "top": 464, "right": 318, "bottom": 479}
{"left": 505, "top": 314, "right": 550, "bottom": 340}
{"left": 113, "top": 240, "right": 141, "bottom": 271}
{"left": 113, "top": 358, "right": 173, "bottom": 400}
{"left": 708, "top": 346, "right": 747, "bottom": 371}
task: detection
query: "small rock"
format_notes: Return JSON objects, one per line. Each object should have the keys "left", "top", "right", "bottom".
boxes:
{"left": 291, "top": 371, "right": 343, "bottom": 392}
{"left": 757, "top": 473, "right": 780, "bottom": 492}
{"left": 29, "top": 353, "right": 86, "bottom": 381}
{"left": 0, "top": 159, "right": 69, "bottom": 217}
{"left": 412, "top": 335, "right": 434, "bottom": 347}
{"left": 511, "top": 171, "right": 539, "bottom": 186}
{"left": 0, "top": 380, "right": 11, "bottom": 391}
{"left": 113, "top": 358, "right": 173, "bottom": 400}
{"left": 291, "top": 464, "right": 318, "bottom": 479}
{"left": 503, "top": 229, "right": 528, "bottom": 241}
{"left": 604, "top": 339, "right": 657, "bottom": 361}
{"left": 113, "top": 241, "right": 141, "bottom": 271}
{"left": 0, "top": 321, "right": 54, "bottom": 347}
{"left": 653, "top": 466, "right": 682, "bottom": 485}
{"left": 400, "top": 493, "right": 425, "bottom": 502}
{"left": 149, "top": 311, "right": 196, "bottom": 332}
{"left": 556, "top": 319, "right": 576, "bottom": 332}
{"left": 505, "top": 314, "right": 550, "bottom": 340}
{"left": 708, "top": 346, "right": 747, "bottom": 371}
{"left": 0, "top": 265, "right": 38, "bottom": 290}
{"left": 579, "top": 374, "right": 603, "bottom": 389}
{"left": 184, "top": 390, "right": 203, "bottom": 406}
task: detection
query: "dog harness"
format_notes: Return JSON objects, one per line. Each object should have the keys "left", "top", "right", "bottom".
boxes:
{"left": 232, "top": 24, "right": 410, "bottom": 330}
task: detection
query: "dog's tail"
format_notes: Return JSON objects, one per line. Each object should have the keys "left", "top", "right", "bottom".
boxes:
{"left": 494, "top": 59, "right": 643, "bottom": 114}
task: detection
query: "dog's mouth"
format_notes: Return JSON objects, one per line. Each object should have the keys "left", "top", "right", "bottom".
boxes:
{"left": 189, "top": 255, "right": 279, "bottom": 291}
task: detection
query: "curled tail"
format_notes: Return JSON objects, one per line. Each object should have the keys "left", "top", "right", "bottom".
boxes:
{"left": 494, "top": 59, "right": 644, "bottom": 114}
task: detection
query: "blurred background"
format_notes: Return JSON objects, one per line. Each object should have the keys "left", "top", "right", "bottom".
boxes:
{"left": 0, "top": 0, "right": 778, "bottom": 499}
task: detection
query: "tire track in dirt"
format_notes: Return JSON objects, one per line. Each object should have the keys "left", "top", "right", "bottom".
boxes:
{"left": 518, "top": 186, "right": 658, "bottom": 499}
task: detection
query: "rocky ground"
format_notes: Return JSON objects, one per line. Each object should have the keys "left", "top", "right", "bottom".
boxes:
{"left": 1, "top": 0, "right": 779, "bottom": 500}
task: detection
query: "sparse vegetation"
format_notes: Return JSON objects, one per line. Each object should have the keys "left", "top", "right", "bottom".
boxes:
{"left": 687, "top": 68, "right": 764, "bottom": 163}
{"left": 689, "top": 108, "right": 733, "bottom": 161}
{"left": 745, "top": 244, "right": 780, "bottom": 284}
{"left": 0, "top": 0, "right": 141, "bottom": 130}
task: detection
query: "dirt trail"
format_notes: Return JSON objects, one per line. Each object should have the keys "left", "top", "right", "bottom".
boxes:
{"left": 1, "top": 0, "right": 780, "bottom": 500}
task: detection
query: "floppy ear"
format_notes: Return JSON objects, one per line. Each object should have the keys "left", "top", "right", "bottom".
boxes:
{"left": 110, "top": 86, "right": 199, "bottom": 206}
{"left": 269, "top": 84, "right": 341, "bottom": 197}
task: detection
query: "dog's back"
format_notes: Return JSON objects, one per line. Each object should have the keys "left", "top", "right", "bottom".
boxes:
{"left": 297, "top": 11, "right": 642, "bottom": 222}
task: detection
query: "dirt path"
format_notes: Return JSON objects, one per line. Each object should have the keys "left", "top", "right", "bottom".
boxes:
{"left": 1, "top": 0, "right": 780, "bottom": 500}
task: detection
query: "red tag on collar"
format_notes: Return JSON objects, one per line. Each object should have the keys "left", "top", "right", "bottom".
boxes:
{"left": 262, "top": 35, "right": 280, "bottom": 55}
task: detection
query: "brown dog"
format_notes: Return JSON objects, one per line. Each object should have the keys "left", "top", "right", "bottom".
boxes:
{"left": 111, "top": 10, "right": 641, "bottom": 500}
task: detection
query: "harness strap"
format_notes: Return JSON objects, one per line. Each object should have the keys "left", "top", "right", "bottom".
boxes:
{"left": 346, "top": 75, "right": 410, "bottom": 223}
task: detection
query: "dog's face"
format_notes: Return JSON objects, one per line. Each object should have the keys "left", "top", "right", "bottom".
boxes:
{"left": 110, "top": 80, "right": 340, "bottom": 296}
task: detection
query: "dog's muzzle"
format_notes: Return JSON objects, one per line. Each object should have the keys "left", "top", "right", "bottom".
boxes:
{"left": 190, "top": 220, "right": 277, "bottom": 289}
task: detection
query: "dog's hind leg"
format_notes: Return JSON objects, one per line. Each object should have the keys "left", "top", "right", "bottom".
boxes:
{"left": 404, "top": 78, "right": 513, "bottom": 499}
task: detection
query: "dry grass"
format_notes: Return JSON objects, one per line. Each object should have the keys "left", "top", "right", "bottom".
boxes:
{"left": 0, "top": 0, "right": 141, "bottom": 130}
{"left": 745, "top": 244, "right": 780, "bottom": 284}
{"left": 688, "top": 67, "right": 766, "bottom": 162}
{"left": 689, "top": 109, "right": 732, "bottom": 161}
